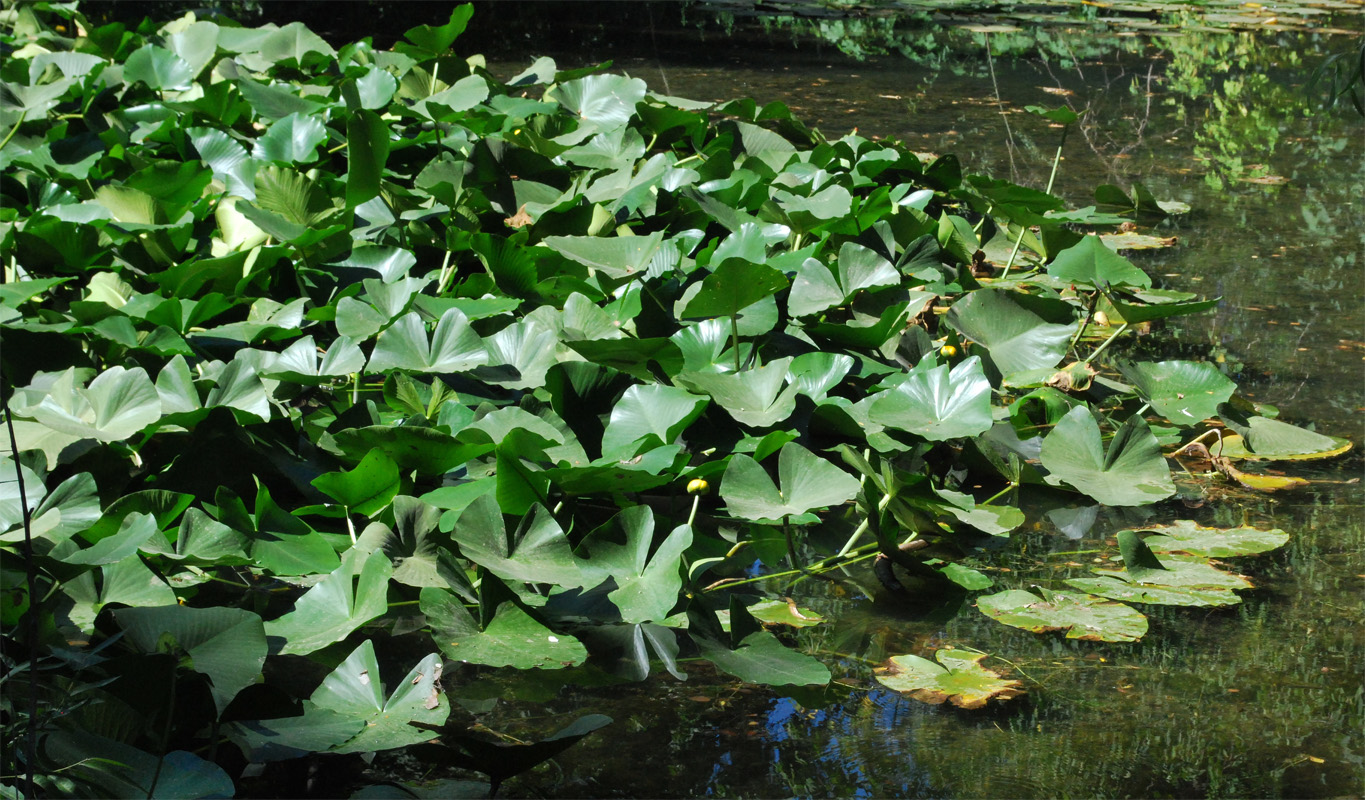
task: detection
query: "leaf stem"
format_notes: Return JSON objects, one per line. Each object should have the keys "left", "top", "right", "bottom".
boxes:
{"left": 0, "top": 110, "right": 28, "bottom": 152}
{"left": 1082, "top": 322, "right": 1130, "bottom": 366}
{"left": 2, "top": 376, "right": 38, "bottom": 799}
{"left": 979, "top": 481, "right": 1019, "bottom": 506}
{"left": 146, "top": 663, "right": 178, "bottom": 799}
{"left": 836, "top": 491, "right": 893, "bottom": 557}
{"left": 730, "top": 312, "right": 741, "bottom": 372}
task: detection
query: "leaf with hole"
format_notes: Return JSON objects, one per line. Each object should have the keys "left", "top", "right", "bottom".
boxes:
{"left": 876, "top": 649, "right": 1024, "bottom": 709}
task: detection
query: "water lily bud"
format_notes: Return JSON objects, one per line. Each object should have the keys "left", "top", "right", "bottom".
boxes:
{"left": 940, "top": 344, "right": 958, "bottom": 357}
{"left": 687, "top": 478, "right": 710, "bottom": 496}
{"left": 1093, "top": 311, "right": 1110, "bottom": 326}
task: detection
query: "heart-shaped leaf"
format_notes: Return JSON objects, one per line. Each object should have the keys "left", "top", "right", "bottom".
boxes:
{"left": 869, "top": 356, "right": 992, "bottom": 441}
{"left": 1040, "top": 409, "right": 1175, "bottom": 506}
{"left": 721, "top": 441, "right": 860, "bottom": 523}
{"left": 1119, "top": 359, "right": 1235, "bottom": 426}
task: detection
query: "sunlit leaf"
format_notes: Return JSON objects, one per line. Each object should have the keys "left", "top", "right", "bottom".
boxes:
{"left": 1040, "top": 409, "right": 1175, "bottom": 506}
{"left": 876, "top": 649, "right": 1025, "bottom": 709}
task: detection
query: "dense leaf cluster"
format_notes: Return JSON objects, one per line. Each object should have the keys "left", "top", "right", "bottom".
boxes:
{"left": 0, "top": 3, "right": 1345, "bottom": 796}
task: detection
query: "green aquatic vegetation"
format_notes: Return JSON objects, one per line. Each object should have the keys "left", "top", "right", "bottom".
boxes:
{"left": 0, "top": 3, "right": 1350, "bottom": 796}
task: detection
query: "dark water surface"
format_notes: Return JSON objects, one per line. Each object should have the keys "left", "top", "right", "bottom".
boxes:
{"left": 453, "top": 12, "right": 1365, "bottom": 799}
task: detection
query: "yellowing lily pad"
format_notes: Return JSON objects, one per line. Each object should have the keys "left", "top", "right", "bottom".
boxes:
{"left": 875, "top": 649, "right": 1024, "bottom": 710}
{"left": 1211, "top": 432, "right": 1352, "bottom": 461}
{"left": 1218, "top": 459, "right": 1310, "bottom": 492}
{"left": 720, "top": 599, "right": 825, "bottom": 629}
{"left": 1138, "top": 520, "right": 1289, "bottom": 557}
{"left": 1099, "top": 232, "right": 1178, "bottom": 250}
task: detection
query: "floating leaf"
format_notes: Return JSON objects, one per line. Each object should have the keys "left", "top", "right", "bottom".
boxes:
{"left": 576, "top": 507, "right": 692, "bottom": 623}
{"left": 13, "top": 366, "right": 162, "bottom": 443}
{"left": 977, "top": 587, "right": 1148, "bottom": 642}
{"left": 1047, "top": 235, "right": 1151, "bottom": 290}
{"left": 451, "top": 495, "right": 588, "bottom": 588}
{"left": 311, "top": 448, "right": 400, "bottom": 517}
{"left": 682, "top": 258, "right": 789, "bottom": 320}
{"left": 115, "top": 605, "right": 267, "bottom": 715}
{"left": 368, "top": 310, "right": 488, "bottom": 374}
{"left": 1209, "top": 432, "right": 1351, "bottom": 462}
{"left": 421, "top": 584, "right": 587, "bottom": 669}
{"left": 1220, "top": 415, "right": 1350, "bottom": 459}
{"left": 309, "top": 640, "right": 448, "bottom": 754}
{"left": 876, "top": 649, "right": 1024, "bottom": 709}
{"left": 678, "top": 359, "right": 799, "bottom": 428}
{"left": 263, "top": 546, "right": 394, "bottom": 655}
{"left": 123, "top": 44, "right": 193, "bottom": 90}
{"left": 599, "top": 385, "right": 708, "bottom": 460}
{"left": 252, "top": 112, "right": 327, "bottom": 163}
{"left": 1065, "top": 530, "right": 1251, "bottom": 607}
{"left": 1138, "top": 520, "right": 1289, "bottom": 557}
{"left": 541, "top": 232, "right": 665, "bottom": 279}
{"left": 549, "top": 74, "right": 648, "bottom": 129}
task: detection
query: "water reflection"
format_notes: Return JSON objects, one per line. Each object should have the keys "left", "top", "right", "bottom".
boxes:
{"left": 467, "top": 16, "right": 1364, "bottom": 799}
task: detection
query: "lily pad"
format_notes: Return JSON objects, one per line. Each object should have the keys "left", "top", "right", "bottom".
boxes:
{"left": 1065, "top": 531, "right": 1252, "bottom": 607}
{"left": 875, "top": 649, "right": 1024, "bottom": 709}
{"left": 1040, "top": 409, "right": 1175, "bottom": 506}
{"left": 945, "top": 289, "right": 1075, "bottom": 381}
{"left": 868, "top": 356, "right": 992, "bottom": 442}
{"left": 977, "top": 587, "right": 1148, "bottom": 642}
{"left": 1138, "top": 520, "right": 1289, "bottom": 557}
{"left": 1216, "top": 416, "right": 1351, "bottom": 460}
{"left": 1119, "top": 359, "right": 1235, "bottom": 426}
{"left": 721, "top": 441, "right": 860, "bottom": 523}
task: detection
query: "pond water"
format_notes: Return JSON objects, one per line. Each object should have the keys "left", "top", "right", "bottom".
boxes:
{"left": 438, "top": 10, "right": 1365, "bottom": 798}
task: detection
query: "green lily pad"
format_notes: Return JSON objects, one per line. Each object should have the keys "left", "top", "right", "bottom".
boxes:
{"left": 945, "top": 289, "right": 1075, "bottom": 381}
{"left": 263, "top": 545, "right": 394, "bottom": 655}
{"left": 721, "top": 441, "right": 860, "bottom": 523}
{"left": 1219, "top": 415, "right": 1351, "bottom": 459}
{"left": 876, "top": 649, "right": 1025, "bottom": 709}
{"left": 869, "top": 356, "right": 992, "bottom": 442}
{"left": 115, "top": 605, "right": 267, "bottom": 715}
{"left": 1209, "top": 433, "right": 1352, "bottom": 461}
{"left": 576, "top": 506, "right": 692, "bottom": 624}
{"left": 977, "top": 587, "right": 1148, "bottom": 642}
{"left": 421, "top": 583, "right": 587, "bottom": 670}
{"left": 12, "top": 366, "right": 162, "bottom": 443}
{"left": 1065, "top": 530, "right": 1252, "bottom": 607}
{"left": 368, "top": 310, "right": 488, "bottom": 374}
{"left": 1047, "top": 235, "right": 1151, "bottom": 290}
{"left": 678, "top": 359, "right": 800, "bottom": 429}
{"left": 1040, "top": 409, "right": 1175, "bottom": 506}
{"left": 1138, "top": 520, "right": 1289, "bottom": 557}
{"left": 682, "top": 258, "right": 789, "bottom": 321}
{"left": 310, "top": 641, "right": 449, "bottom": 754}
{"left": 311, "top": 448, "right": 400, "bottom": 517}
{"left": 1119, "top": 359, "right": 1235, "bottom": 426}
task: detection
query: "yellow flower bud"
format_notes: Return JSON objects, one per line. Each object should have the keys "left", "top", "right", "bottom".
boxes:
{"left": 687, "top": 478, "right": 710, "bottom": 496}
{"left": 940, "top": 344, "right": 957, "bottom": 357}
